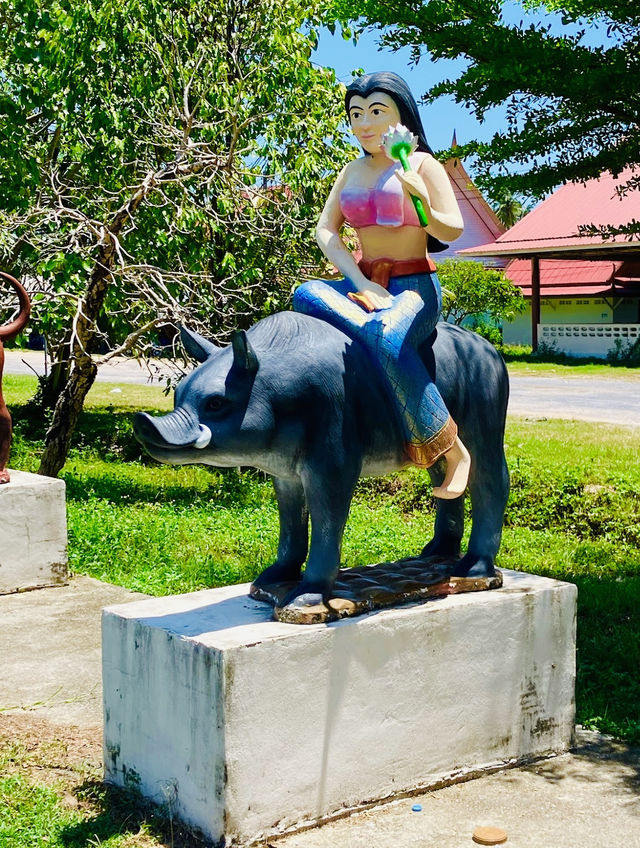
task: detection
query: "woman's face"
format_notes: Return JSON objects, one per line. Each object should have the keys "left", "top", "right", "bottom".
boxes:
{"left": 347, "top": 92, "right": 402, "bottom": 155}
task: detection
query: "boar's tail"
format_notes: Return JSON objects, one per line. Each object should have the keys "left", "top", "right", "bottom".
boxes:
{"left": 0, "top": 272, "right": 31, "bottom": 343}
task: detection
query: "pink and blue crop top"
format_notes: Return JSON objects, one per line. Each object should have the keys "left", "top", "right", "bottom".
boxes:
{"left": 339, "top": 154, "right": 423, "bottom": 229}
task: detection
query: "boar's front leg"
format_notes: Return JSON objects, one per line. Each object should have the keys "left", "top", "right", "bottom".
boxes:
{"left": 280, "top": 454, "right": 360, "bottom": 612}
{"left": 252, "top": 476, "right": 309, "bottom": 590}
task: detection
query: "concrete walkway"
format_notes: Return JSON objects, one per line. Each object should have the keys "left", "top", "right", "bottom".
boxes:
{"left": 1, "top": 577, "right": 639, "bottom": 847}
{"left": 0, "top": 577, "right": 146, "bottom": 727}
{"left": 508, "top": 374, "right": 640, "bottom": 428}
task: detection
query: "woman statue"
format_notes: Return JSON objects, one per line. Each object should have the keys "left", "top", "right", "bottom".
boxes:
{"left": 293, "top": 72, "right": 470, "bottom": 498}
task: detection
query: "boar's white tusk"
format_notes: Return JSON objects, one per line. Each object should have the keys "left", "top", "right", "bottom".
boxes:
{"left": 193, "top": 424, "right": 212, "bottom": 449}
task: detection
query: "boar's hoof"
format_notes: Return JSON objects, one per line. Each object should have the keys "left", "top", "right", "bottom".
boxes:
{"left": 448, "top": 554, "right": 502, "bottom": 592}
{"left": 275, "top": 593, "right": 330, "bottom": 625}
{"left": 450, "top": 553, "right": 496, "bottom": 579}
{"left": 249, "top": 580, "right": 298, "bottom": 607}
{"left": 447, "top": 571, "right": 503, "bottom": 593}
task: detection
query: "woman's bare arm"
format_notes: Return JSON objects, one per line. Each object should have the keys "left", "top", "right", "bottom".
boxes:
{"left": 396, "top": 154, "right": 464, "bottom": 243}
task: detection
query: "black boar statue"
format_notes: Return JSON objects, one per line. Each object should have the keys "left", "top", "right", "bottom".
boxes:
{"left": 134, "top": 312, "right": 509, "bottom": 624}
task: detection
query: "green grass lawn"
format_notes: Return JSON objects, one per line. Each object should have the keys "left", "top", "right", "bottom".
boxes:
{"left": 500, "top": 343, "right": 640, "bottom": 378}
{"left": 0, "top": 726, "right": 195, "bottom": 848}
{"left": 506, "top": 360, "right": 640, "bottom": 379}
{"left": 2, "top": 372, "right": 639, "bottom": 846}
{"left": 5, "top": 373, "right": 640, "bottom": 744}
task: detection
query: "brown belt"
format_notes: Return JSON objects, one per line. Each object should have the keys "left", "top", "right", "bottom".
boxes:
{"left": 358, "top": 257, "right": 436, "bottom": 289}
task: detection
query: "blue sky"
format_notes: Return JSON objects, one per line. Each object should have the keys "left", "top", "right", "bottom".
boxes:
{"left": 311, "top": 3, "right": 613, "bottom": 155}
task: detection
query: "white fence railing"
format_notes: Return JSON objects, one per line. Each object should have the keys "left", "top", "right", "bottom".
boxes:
{"left": 539, "top": 323, "right": 640, "bottom": 358}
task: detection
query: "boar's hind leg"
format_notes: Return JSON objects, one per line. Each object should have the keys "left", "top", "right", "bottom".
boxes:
{"left": 451, "top": 437, "right": 509, "bottom": 579}
{"left": 252, "top": 477, "right": 309, "bottom": 589}
{"left": 421, "top": 459, "right": 465, "bottom": 559}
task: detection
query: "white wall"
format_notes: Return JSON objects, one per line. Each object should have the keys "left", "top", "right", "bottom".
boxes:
{"left": 540, "top": 323, "right": 640, "bottom": 358}
{"left": 503, "top": 298, "right": 613, "bottom": 347}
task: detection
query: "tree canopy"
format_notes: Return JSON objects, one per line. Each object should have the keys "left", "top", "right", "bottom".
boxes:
{"left": 337, "top": 0, "right": 639, "bottom": 218}
{"left": 437, "top": 259, "right": 525, "bottom": 328}
{"left": 0, "top": 0, "right": 352, "bottom": 475}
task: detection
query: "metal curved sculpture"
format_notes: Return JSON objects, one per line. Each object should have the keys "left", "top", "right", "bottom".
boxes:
{"left": 0, "top": 272, "right": 31, "bottom": 484}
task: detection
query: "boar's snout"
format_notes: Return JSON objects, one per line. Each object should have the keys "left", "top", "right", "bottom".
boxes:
{"left": 134, "top": 408, "right": 211, "bottom": 450}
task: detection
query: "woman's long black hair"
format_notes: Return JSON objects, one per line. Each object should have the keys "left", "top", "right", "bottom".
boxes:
{"left": 345, "top": 72, "right": 447, "bottom": 252}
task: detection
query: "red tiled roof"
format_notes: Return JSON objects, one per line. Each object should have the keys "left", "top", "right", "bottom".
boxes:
{"left": 440, "top": 157, "right": 505, "bottom": 259}
{"left": 506, "top": 258, "right": 640, "bottom": 297}
{"left": 459, "top": 168, "right": 640, "bottom": 257}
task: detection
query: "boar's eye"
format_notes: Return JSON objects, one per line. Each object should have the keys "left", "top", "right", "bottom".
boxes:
{"left": 205, "top": 395, "right": 227, "bottom": 414}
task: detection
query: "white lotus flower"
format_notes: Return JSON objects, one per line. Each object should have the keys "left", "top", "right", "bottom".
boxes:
{"left": 381, "top": 123, "right": 418, "bottom": 160}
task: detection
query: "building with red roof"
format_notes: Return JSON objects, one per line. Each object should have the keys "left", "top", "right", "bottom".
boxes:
{"left": 460, "top": 169, "right": 640, "bottom": 357}
{"left": 439, "top": 144, "right": 506, "bottom": 266}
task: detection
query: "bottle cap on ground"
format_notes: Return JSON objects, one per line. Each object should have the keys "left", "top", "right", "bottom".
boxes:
{"left": 472, "top": 825, "right": 508, "bottom": 845}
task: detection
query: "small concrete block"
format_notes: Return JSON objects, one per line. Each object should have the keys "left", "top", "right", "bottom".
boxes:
{"left": 0, "top": 469, "right": 68, "bottom": 594}
{"left": 102, "top": 570, "right": 576, "bottom": 846}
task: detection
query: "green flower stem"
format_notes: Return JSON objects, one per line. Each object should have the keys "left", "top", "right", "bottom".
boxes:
{"left": 395, "top": 146, "right": 429, "bottom": 227}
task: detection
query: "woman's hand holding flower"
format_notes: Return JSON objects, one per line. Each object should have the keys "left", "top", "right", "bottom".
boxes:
{"left": 395, "top": 169, "right": 432, "bottom": 213}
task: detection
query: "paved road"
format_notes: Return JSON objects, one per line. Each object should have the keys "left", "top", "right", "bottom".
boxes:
{"left": 3, "top": 349, "right": 176, "bottom": 385}
{"left": 4, "top": 350, "right": 639, "bottom": 427}
{"left": 508, "top": 375, "right": 640, "bottom": 427}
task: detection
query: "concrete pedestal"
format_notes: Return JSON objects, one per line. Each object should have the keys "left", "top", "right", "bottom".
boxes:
{"left": 0, "top": 469, "right": 68, "bottom": 594}
{"left": 102, "top": 570, "right": 576, "bottom": 846}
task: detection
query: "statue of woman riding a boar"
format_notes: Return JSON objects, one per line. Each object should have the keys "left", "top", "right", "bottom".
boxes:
{"left": 134, "top": 72, "right": 510, "bottom": 624}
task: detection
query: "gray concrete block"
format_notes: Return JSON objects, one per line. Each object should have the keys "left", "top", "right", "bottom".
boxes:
{"left": 102, "top": 570, "right": 576, "bottom": 846}
{"left": 0, "top": 469, "right": 68, "bottom": 594}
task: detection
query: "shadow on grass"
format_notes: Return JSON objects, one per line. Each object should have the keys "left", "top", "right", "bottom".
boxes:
{"left": 61, "top": 465, "right": 271, "bottom": 509}
{"left": 61, "top": 780, "right": 204, "bottom": 848}
{"left": 11, "top": 400, "right": 272, "bottom": 509}
{"left": 12, "top": 402, "right": 157, "bottom": 463}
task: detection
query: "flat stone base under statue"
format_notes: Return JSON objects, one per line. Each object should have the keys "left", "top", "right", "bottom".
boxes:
{"left": 102, "top": 570, "right": 576, "bottom": 847}
{"left": 250, "top": 559, "right": 503, "bottom": 624}
{"left": 0, "top": 469, "right": 68, "bottom": 594}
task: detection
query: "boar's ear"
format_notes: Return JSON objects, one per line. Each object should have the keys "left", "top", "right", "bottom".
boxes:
{"left": 231, "top": 329, "right": 258, "bottom": 374}
{"left": 180, "top": 326, "right": 221, "bottom": 363}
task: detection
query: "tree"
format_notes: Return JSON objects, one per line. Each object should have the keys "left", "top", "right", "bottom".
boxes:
{"left": 337, "top": 0, "right": 640, "bottom": 224}
{"left": 0, "top": 0, "right": 352, "bottom": 476}
{"left": 437, "top": 259, "right": 525, "bottom": 330}
{"left": 492, "top": 190, "right": 533, "bottom": 229}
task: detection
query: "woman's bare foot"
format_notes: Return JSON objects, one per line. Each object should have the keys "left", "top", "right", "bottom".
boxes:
{"left": 432, "top": 436, "right": 471, "bottom": 499}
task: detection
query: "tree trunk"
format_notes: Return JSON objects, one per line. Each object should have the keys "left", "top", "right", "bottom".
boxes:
{"left": 39, "top": 332, "right": 73, "bottom": 411}
{"left": 37, "top": 165, "right": 198, "bottom": 477}
{"left": 37, "top": 355, "right": 98, "bottom": 477}
{"left": 37, "top": 265, "right": 108, "bottom": 477}
{"left": 37, "top": 250, "right": 118, "bottom": 476}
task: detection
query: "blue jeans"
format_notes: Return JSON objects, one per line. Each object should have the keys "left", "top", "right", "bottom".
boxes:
{"left": 293, "top": 272, "right": 456, "bottom": 466}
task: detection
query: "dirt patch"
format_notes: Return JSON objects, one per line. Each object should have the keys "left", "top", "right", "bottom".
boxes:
{"left": 0, "top": 713, "right": 102, "bottom": 779}
{"left": 0, "top": 713, "right": 204, "bottom": 847}
{"left": 0, "top": 713, "right": 102, "bottom": 813}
